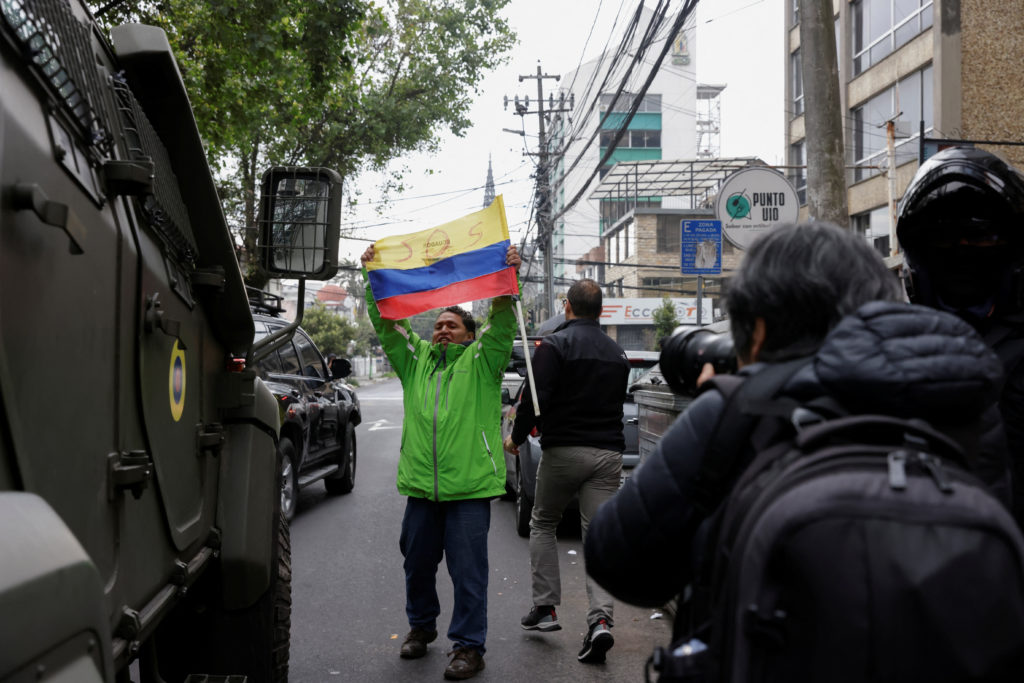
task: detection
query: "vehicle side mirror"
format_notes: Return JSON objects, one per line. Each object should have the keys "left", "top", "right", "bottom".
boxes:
{"left": 501, "top": 388, "right": 512, "bottom": 405}
{"left": 257, "top": 167, "right": 342, "bottom": 280}
{"left": 331, "top": 358, "right": 352, "bottom": 380}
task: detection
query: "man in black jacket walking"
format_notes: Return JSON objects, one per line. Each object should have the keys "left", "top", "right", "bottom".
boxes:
{"left": 503, "top": 278, "right": 630, "bottom": 664}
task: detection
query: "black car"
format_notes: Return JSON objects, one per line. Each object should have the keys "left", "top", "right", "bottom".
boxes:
{"left": 501, "top": 349, "right": 659, "bottom": 537}
{"left": 251, "top": 295, "right": 361, "bottom": 520}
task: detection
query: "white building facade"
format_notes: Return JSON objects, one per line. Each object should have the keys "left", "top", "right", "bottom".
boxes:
{"left": 547, "top": 7, "right": 699, "bottom": 289}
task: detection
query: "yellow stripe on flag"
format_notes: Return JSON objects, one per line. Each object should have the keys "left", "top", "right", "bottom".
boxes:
{"left": 366, "top": 195, "right": 510, "bottom": 272}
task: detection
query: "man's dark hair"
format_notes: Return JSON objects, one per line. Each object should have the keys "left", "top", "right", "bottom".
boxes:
{"left": 567, "top": 278, "right": 603, "bottom": 319}
{"left": 726, "top": 221, "right": 902, "bottom": 363}
{"left": 438, "top": 305, "right": 476, "bottom": 336}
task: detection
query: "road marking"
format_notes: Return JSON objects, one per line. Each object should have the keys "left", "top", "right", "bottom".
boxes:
{"left": 368, "top": 419, "right": 401, "bottom": 431}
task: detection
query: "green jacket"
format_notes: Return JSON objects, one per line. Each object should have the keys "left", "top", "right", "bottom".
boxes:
{"left": 365, "top": 276, "right": 515, "bottom": 501}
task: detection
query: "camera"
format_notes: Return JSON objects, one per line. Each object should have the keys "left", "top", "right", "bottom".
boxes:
{"left": 659, "top": 324, "right": 737, "bottom": 396}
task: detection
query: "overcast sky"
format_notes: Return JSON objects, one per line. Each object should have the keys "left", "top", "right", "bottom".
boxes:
{"left": 340, "top": 0, "right": 784, "bottom": 264}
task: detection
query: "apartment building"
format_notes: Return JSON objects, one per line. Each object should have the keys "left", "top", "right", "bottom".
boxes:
{"left": 785, "top": 0, "right": 1024, "bottom": 255}
{"left": 546, "top": 6, "right": 699, "bottom": 291}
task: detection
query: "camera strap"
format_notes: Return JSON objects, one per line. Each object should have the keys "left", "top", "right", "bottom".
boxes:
{"left": 689, "top": 357, "right": 811, "bottom": 518}
{"left": 680, "top": 356, "right": 813, "bottom": 652}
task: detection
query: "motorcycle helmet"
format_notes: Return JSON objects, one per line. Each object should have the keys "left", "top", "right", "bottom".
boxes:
{"left": 897, "top": 146, "right": 1024, "bottom": 323}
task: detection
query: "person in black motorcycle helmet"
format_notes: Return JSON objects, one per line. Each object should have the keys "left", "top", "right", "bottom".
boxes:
{"left": 897, "top": 146, "right": 1024, "bottom": 325}
{"left": 897, "top": 145, "right": 1024, "bottom": 523}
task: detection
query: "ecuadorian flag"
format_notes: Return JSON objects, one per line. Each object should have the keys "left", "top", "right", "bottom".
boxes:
{"left": 365, "top": 195, "right": 520, "bottom": 319}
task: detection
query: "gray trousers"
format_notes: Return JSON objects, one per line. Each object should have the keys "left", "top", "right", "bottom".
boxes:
{"left": 529, "top": 444, "right": 621, "bottom": 627}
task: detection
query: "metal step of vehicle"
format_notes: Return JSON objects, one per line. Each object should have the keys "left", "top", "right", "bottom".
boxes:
{"left": 297, "top": 463, "right": 340, "bottom": 488}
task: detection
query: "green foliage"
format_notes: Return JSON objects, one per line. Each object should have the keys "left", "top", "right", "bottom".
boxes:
{"left": 300, "top": 302, "right": 376, "bottom": 358}
{"left": 652, "top": 296, "right": 680, "bottom": 351}
{"left": 408, "top": 310, "right": 439, "bottom": 340}
{"left": 90, "top": 0, "right": 516, "bottom": 287}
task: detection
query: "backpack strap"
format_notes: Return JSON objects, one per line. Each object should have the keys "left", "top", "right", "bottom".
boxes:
{"left": 689, "top": 357, "right": 812, "bottom": 517}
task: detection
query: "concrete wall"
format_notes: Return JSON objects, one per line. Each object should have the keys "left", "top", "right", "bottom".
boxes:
{"left": 960, "top": 0, "right": 1024, "bottom": 170}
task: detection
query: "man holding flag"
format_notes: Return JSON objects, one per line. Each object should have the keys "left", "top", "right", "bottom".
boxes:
{"left": 360, "top": 197, "right": 521, "bottom": 680}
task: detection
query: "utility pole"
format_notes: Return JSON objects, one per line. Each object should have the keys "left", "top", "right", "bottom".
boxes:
{"left": 886, "top": 119, "right": 899, "bottom": 255}
{"left": 799, "top": 0, "right": 848, "bottom": 227}
{"left": 505, "top": 62, "right": 573, "bottom": 321}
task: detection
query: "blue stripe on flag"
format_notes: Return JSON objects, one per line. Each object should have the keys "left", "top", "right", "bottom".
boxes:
{"left": 368, "top": 240, "right": 511, "bottom": 300}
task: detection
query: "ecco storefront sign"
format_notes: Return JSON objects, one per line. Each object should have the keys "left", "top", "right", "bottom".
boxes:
{"left": 600, "top": 298, "right": 714, "bottom": 325}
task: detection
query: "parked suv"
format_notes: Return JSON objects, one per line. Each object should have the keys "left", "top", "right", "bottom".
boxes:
{"left": 502, "top": 349, "right": 659, "bottom": 537}
{"left": 251, "top": 291, "right": 361, "bottom": 520}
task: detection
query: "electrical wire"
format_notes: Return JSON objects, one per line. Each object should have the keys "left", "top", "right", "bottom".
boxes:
{"left": 551, "top": 0, "right": 700, "bottom": 224}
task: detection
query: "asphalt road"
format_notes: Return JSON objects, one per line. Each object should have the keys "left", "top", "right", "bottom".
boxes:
{"left": 287, "top": 377, "right": 673, "bottom": 682}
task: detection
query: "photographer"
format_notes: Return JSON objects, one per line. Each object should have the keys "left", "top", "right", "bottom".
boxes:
{"left": 583, "top": 221, "right": 1011, "bottom": 637}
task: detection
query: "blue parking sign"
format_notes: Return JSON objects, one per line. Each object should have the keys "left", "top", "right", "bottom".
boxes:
{"left": 680, "top": 219, "right": 722, "bottom": 275}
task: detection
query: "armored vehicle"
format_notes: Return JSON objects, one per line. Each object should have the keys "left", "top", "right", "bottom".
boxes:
{"left": 0, "top": 0, "right": 341, "bottom": 681}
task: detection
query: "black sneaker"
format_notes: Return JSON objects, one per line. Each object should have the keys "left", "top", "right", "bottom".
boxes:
{"left": 578, "top": 619, "right": 614, "bottom": 663}
{"left": 520, "top": 605, "right": 561, "bottom": 631}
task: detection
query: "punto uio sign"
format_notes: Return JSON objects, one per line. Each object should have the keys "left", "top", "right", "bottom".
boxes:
{"left": 714, "top": 166, "right": 800, "bottom": 249}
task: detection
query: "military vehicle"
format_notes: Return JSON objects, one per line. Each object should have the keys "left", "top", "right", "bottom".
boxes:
{"left": 0, "top": 0, "right": 341, "bottom": 680}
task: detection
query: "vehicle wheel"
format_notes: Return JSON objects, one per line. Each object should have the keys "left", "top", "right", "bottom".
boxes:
{"left": 280, "top": 438, "right": 298, "bottom": 522}
{"left": 154, "top": 510, "right": 292, "bottom": 683}
{"left": 325, "top": 423, "right": 356, "bottom": 495}
{"left": 515, "top": 465, "right": 533, "bottom": 538}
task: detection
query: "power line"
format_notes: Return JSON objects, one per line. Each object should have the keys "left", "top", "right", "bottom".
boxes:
{"left": 552, "top": 0, "right": 700, "bottom": 224}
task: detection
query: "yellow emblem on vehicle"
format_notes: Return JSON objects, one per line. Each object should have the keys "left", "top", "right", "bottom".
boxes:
{"left": 169, "top": 339, "right": 186, "bottom": 422}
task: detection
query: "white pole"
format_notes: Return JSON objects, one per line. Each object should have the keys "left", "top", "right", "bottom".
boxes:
{"left": 513, "top": 298, "right": 541, "bottom": 416}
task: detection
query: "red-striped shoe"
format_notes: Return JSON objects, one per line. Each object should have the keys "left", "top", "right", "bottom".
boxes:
{"left": 578, "top": 619, "right": 614, "bottom": 663}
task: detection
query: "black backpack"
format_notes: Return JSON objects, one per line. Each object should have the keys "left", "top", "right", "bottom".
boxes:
{"left": 648, "top": 360, "right": 1024, "bottom": 683}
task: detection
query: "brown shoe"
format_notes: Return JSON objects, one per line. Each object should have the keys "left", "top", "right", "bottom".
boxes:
{"left": 443, "top": 647, "right": 485, "bottom": 680}
{"left": 399, "top": 627, "right": 437, "bottom": 659}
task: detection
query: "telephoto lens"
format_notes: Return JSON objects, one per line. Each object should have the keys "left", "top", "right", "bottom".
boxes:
{"left": 658, "top": 325, "right": 738, "bottom": 396}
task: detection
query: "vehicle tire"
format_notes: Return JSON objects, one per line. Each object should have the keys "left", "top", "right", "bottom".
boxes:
{"left": 155, "top": 510, "right": 292, "bottom": 683}
{"left": 325, "top": 423, "right": 356, "bottom": 495}
{"left": 280, "top": 438, "right": 298, "bottom": 522}
{"left": 515, "top": 465, "right": 533, "bottom": 538}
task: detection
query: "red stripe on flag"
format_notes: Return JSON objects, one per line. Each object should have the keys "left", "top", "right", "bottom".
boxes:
{"left": 377, "top": 268, "right": 519, "bottom": 320}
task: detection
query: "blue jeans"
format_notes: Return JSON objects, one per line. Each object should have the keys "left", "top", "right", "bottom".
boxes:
{"left": 400, "top": 497, "right": 491, "bottom": 653}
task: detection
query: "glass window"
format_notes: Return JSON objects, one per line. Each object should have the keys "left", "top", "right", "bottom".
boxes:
{"left": 642, "top": 94, "right": 662, "bottom": 112}
{"left": 791, "top": 49, "right": 804, "bottom": 117}
{"left": 293, "top": 332, "right": 323, "bottom": 379}
{"left": 853, "top": 0, "right": 932, "bottom": 75}
{"left": 789, "top": 140, "right": 806, "bottom": 204}
{"left": 852, "top": 206, "right": 891, "bottom": 256}
{"left": 657, "top": 221, "right": 681, "bottom": 254}
{"left": 645, "top": 130, "right": 661, "bottom": 148}
{"left": 258, "top": 347, "right": 284, "bottom": 374}
{"left": 852, "top": 65, "right": 933, "bottom": 181}
{"left": 277, "top": 339, "right": 301, "bottom": 376}
{"left": 600, "top": 130, "right": 616, "bottom": 148}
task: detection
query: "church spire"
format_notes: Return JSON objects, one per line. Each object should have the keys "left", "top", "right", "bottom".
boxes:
{"left": 483, "top": 155, "right": 496, "bottom": 208}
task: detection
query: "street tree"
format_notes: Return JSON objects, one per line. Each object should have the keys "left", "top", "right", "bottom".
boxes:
{"left": 301, "top": 303, "right": 365, "bottom": 359}
{"left": 652, "top": 296, "right": 680, "bottom": 350}
{"left": 91, "top": 0, "right": 516, "bottom": 286}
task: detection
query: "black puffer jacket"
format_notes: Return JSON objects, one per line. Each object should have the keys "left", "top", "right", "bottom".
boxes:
{"left": 584, "top": 301, "right": 1010, "bottom": 617}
